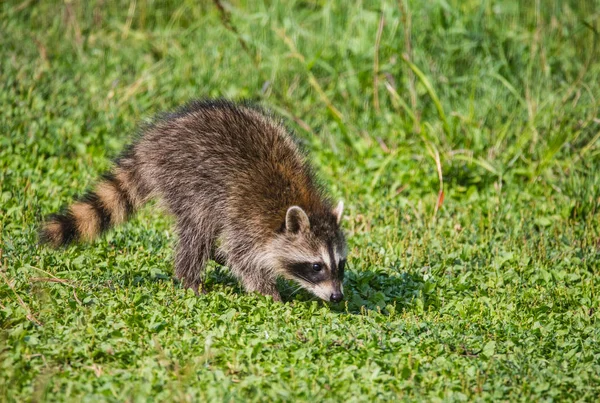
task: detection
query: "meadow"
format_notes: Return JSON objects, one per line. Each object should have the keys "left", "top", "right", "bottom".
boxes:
{"left": 1, "top": 0, "right": 599, "bottom": 400}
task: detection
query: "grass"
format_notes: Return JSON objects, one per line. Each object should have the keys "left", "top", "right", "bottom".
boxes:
{"left": 1, "top": 0, "right": 599, "bottom": 400}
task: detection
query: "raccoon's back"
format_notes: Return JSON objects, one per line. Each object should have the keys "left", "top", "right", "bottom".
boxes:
{"left": 135, "top": 100, "right": 329, "bottom": 227}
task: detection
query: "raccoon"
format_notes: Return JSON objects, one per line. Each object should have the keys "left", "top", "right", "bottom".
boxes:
{"left": 40, "top": 99, "right": 347, "bottom": 302}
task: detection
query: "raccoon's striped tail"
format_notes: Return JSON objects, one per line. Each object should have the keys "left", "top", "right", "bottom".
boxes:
{"left": 39, "top": 166, "right": 148, "bottom": 248}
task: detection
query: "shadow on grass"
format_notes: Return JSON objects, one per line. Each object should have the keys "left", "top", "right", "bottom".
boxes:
{"left": 112, "top": 264, "right": 245, "bottom": 294}
{"left": 112, "top": 264, "right": 437, "bottom": 316}
{"left": 277, "top": 268, "right": 438, "bottom": 315}
{"left": 201, "top": 266, "right": 437, "bottom": 315}
{"left": 325, "top": 269, "right": 437, "bottom": 315}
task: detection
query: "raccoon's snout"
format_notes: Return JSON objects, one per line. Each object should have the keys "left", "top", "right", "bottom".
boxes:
{"left": 330, "top": 292, "right": 344, "bottom": 303}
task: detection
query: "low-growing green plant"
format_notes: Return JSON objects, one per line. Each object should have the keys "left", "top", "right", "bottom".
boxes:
{"left": 1, "top": 0, "right": 599, "bottom": 401}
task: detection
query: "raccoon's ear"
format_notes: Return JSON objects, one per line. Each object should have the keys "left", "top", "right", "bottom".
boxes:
{"left": 286, "top": 206, "right": 310, "bottom": 233}
{"left": 333, "top": 200, "right": 344, "bottom": 224}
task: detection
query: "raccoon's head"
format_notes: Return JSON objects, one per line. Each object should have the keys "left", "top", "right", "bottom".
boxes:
{"left": 271, "top": 201, "right": 347, "bottom": 302}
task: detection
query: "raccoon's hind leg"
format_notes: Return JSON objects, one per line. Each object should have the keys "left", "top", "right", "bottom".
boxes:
{"left": 174, "top": 220, "right": 216, "bottom": 294}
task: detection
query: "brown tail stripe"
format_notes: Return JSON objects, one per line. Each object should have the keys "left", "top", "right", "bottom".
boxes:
{"left": 80, "top": 192, "right": 112, "bottom": 233}
{"left": 101, "top": 172, "right": 135, "bottom": 217}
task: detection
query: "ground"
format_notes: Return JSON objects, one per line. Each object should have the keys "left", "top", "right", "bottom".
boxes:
{"left": 1, "top": 0, "right": 599, "bottom": 401}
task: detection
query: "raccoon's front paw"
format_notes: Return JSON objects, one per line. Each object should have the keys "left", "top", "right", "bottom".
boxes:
{"left": 181, "top": 278, "right": 205, "bottom": 295}
{"left": 269, "top": 291, "right": 282, "bottom": 302}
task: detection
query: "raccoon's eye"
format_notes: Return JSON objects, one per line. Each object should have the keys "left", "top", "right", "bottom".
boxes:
{"left": 312, "top": 263, "right": 323, "bottom": 272}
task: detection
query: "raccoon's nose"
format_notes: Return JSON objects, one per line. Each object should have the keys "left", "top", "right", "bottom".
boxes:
{"left": 330, "top": 292, "right": 344, "bottom": 303}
